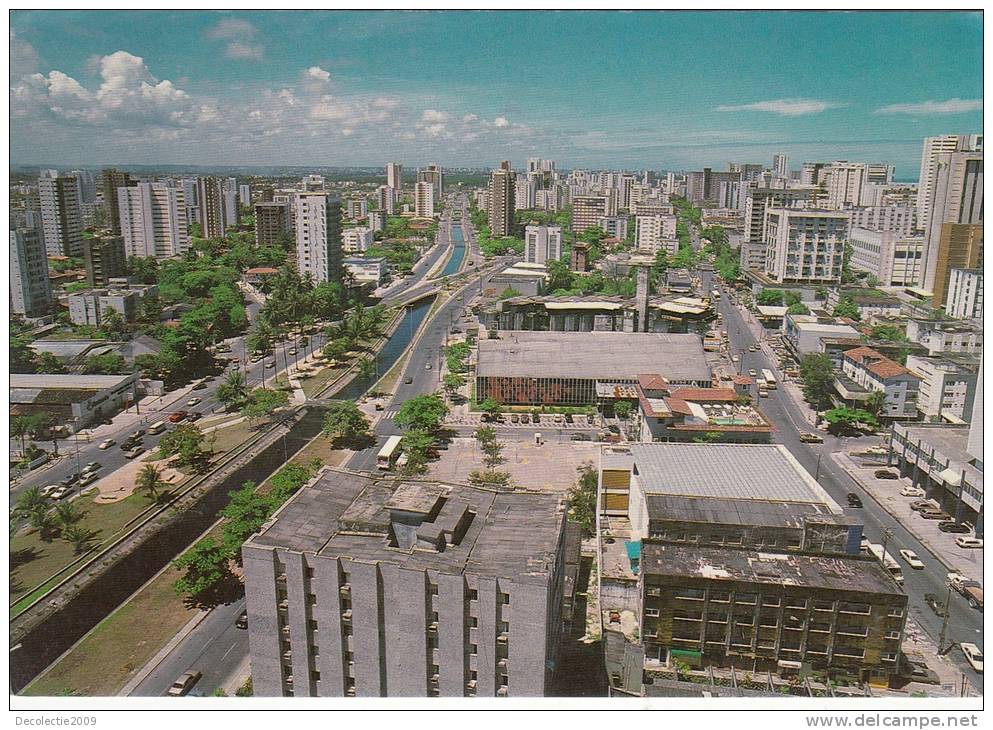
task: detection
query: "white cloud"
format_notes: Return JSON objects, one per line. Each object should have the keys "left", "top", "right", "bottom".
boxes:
{"left": 874, "top": 98, "right": 982, "bottom": 115}
{"left": 9, "top": 30, "right": 39, "bottom": 78}
{"left": 493, "top": 116, "right": 510, "bottom": 128}
{"left": 715, "top": 98, "right": 842, "bottom": 116}
{"left": 462, "top": 113, "right": 478, "bottom": 123}
{"left": 225, "top": 42, "right": 264, "bottom": 61}
{"left": 206, "top": 17, "right": 264, "bottom": 60}
{"left": 306, "top": 66, "right": 331, "bottom": 81}
{"left": 421, "top": 109, "right": 450, "bottom": 123}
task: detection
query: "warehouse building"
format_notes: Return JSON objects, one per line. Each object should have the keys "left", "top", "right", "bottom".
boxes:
{"left": 475, "top": 331, "right": 711, "bottom": 406}
{"left": 9, "top": 372, "right": 140, "bottom": 428}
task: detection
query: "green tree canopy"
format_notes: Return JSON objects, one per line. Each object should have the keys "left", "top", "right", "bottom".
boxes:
{"left": 321, "top": 400, "right": 371, "bottom": 443}
{"left": 394, "top": 394, "right": 449, "bottom": 433}
{"left": 799, "top": 353, "right": 837, "bottom": 411}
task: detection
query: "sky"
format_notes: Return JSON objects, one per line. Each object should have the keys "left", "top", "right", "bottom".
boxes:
{"left": 9, "top": 10, "right": 984, "bottom": 178}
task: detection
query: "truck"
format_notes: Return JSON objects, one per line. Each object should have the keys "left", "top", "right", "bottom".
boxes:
{"left": 867, "top": 542, "right": 904, "bottom": 584}
{"left": 948, "top": 573, "right": 984, "bottom": 610}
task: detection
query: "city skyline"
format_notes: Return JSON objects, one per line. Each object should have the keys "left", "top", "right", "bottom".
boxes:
{"left": 10, "top": 10, "right": 983, "bottom": 175}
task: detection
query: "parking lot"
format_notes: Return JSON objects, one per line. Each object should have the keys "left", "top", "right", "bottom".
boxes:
{"left": 835, "top": 452, "right": 983, "bottom": 583}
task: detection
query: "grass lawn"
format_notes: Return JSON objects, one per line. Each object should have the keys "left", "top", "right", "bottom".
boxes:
{"left": 301, "top": 362, "right": 350, "bottom": 398}
{"left": 286, "top": 432, "right": 349, "bottom": 469}
{"left": 11, "top": 492, "right": 157, "bottom": 609}
{"left": 21, "top": 564, "right": 197, "bottom": 697}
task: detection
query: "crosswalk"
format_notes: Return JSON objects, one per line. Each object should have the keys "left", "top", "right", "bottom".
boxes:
{"left": 382, "top": 407, "right": 400, "bottom": 419}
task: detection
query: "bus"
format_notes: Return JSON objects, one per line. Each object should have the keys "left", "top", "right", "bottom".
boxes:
{"left": 761, "top": 369, "right": 777, "bottom": 389}
{"left": 148, "top": 421, "right": 168, "bottom": 435}
{"left": 867, "top": 542, "right": 904, "bottom": 584}
{"left": 376, "top": 435, "right": 403, "bottom": 471}
{"left": 711, "top": 289, "right": 722, "bottom": 301}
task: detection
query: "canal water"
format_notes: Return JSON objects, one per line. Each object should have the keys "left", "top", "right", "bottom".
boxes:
{"left": 440, "top": 222, "right": 466, "bottom": 277}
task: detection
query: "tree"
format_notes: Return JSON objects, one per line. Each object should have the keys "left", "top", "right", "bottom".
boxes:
{"left": 614, "top": 400, "right": 632, "bottom": 420}
{"left": 468, "top": 469, "right": 513, "bottom": 489}
{"left": 499, "top": 286, "right": 522, "bottom": 300}
{"left": 158, "top": 424, "right": 211, "bottom": 469}
{"left": 36, "top": 352, "right": 67, "bottom": 374}
{"left": 758, "top": 289, "right": 785, "bottom": 306}
{"left": 10, "top": 414, "right": 43, "bottom": 452}
{"left": 865, "top": 390, "right": 887, "bottom": 417}
{"left": 323, "top": 336, "right": 352, "bottom": 363}
{"left": 219, "top": 481, "right": 271, "bottom": 556}
{"left": 799, "top": 353, "right": 837, "bottom": 411}
{"left": 136, "top": 463, "right": 166, "bottom": 502}
{"left": 240, "top": 388, "right": 290, "bottom": 423}
{"left": 442, "top": 372, "right": 465, "bottom": 397}
{"left": 215, "top": 371, "right": 248, "bottom": 410}
{"left": 54, "top": 501, "right": 86, "bottom": 530}
{"left": 127, "top": 256, "right": 159, "bottom": 285}
{"left": 61, "top": 524, "right": 100, "bottom": 554}
{"left": 478, "top": 397, "right": 502, "bottom": 421}
{"left": 394, "top": 394, "right": 449, "bottom": 433}
{"left": 321, "top": 400, "right": 371, "bottom": 443}
{"left": 823, "top": 407, "right": 879, "bottom": 436}
{"left": 11, "top": 334, "right": 38, "bottom": 373}
{"left": 869, "top": 324, "right": 907, "bottom": 342}
{"left": 474, "top": 426, "right": 505, "bottom": 469}
{"left": 357, "top": 357, "right": 378, "bottom": 382}
{"left": 173, "top": 538, "right": 234, "bottom": 602}
{"left": 399, "top": 429, "right": 435, "bottom": 475}
{"left": 567, "top": 463, "right": 598, "bottom": 536}
{"left": 14, "top": 486, "right": 48, "bottom": 520}
{"left": 833, "top": 296, "right": 861, "bottom": 321}
{"left": 99, "top": 308, "right": 127, "bottom": 339}
{"left": 787, "top": 302, "right": 810, "bottom": 315}
{"left": 81, "top": 353, "right": 127, "bottom": 374}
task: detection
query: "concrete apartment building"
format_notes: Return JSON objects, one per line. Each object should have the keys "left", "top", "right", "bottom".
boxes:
{"left": 417, "top": 163, "right": 443, "bottom": 203}
{"left": 847, "top": 206, "right": 916, "bottom": 236}
{"left": 916, "top": 135, "right": 982, "bottom": 232}
{"left": 743, "top": 187, "right": 813, "bottom": 254}
{"left": 945, "top": 267, "right": 983, "bottom": 320}
{"left": 368, "top": 210, "right": 386, "bottom": 233}
{"left": 295, "top": 192, "right": 343, "bottom": 284}
{"left": 598, "top": 444, "right": 907, "bottom": 693}
{"left": 597, "top": 215, "right": 629, "bottom": 240}
{"left": 773, "top": 153, "right": 789, "bottom": 177}
{"left": 254, "top": 202, "right": 291, "bottom": 248}
{"left": 635, "top": 214, "right": 678, "bottom": 255}
{"left": 243, "top": 469, "right": 576, "bottom": 697}
{"left": 906, "top": 318, "right": 983, "bottom": 356}
{"left": 824, "top": 161, "right": 867, "bottom": 209}
{"left": 572, "top": 195, "right": 609, "bottom": 233}
{"left": 118, "top": 182, "right": 190, "bottom": 259}
{"left": 196, "top": 176, "right": 228, "bottom": 239}
{"left": 515, "top": 178, "right": 536, "bottom": 211}
{"left": 523, "top": 225, "right": 562, "bottom": 266}
{"left": 342, "top": 227, "right": 375, "bottom": 253}
{"left": 837, "top": 347, "right": 920, "bottom": 419}
{"left": 386, "top": 162, "right": 402, "bottom": 191}
{"left": 377, "top": 185, "right": 397, "bottom": 215}
{"left": 68, "top": 283, "right": 158, "bottom": 326}
{"left": 488, "top": 161, "right": 515, "bottom": 237}
{"left": 928, "top": 223, "right": 983, "bottom": 307}
{"left": 342, "top": 256, "right": 389, "bottom": 285}
{"left": 905, "top": 353, "right": 979, "bottom": 423}
{"left": 346, "top": 199, "right": 368, "bottom": 220}
{"left": 762, "top": 209, "right": 848, "bottom": 285}
{"left": 100, "top": 168, "right": 133, "bottom": 235}
{"left": 82, "top": 234, "right": 127, "bottom": 287}
{"left": 414, "top": 181, "right": 435, "bottom": 218}
{"left": 10, "top": 227, "right": 53, "bottom": 318}
{"left": 782, "top": 314, "right": 861, "bottom": 364}
{"left": 847, "top": 228, "right": 924, "bottom": 287}
{"left": 38, "top": 170, "right": 84, "bottom": 257}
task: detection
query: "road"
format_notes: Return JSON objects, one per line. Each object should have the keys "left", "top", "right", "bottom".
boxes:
{"left": 706, "top": 271, "right": 983, "bottom": 690}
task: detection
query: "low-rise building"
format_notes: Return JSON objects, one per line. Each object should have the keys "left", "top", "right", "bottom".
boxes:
{"left": 944, "top": 267, "right": 983, "bottom": 320}
{"left": 847, "top": 228, "right": 924, "bottom": 287}
{"left": 825, "top": 288, "right": 903, "bottom": 320}
{"left": 905, "top": 353, "right": 980, "bottom": 423}
{"left": 837, "top": 347, "right": 919, "bottom": 419}
{"left": 783, "top": 313, "right": 860, "bottom": 362}
{"left": 9, "top": 372, "right": 140, "bottom": 428}
{"left": 905, "top": 318, "right": 983, "bottom": 355}
{"left": 523, "top": 225, "right": 562, "bottom": 266}
{"left": 67, "top": 283, "right": 158, "bottom": 326}
{"left": 343, "top": 256, "right": 389, "bottom": 285}
{"left": 342, "top": 226, "right": 375, "bottom": 253}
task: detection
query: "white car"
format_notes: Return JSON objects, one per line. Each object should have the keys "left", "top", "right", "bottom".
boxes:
{"left": 186, "top": 397, "right": 201, "bottom": 407}
{"left": 900, "top": 486, "right": 926, "bottom": 498}
{"left": 731, "top": 355, "right": 740, "bottom": 363}
{"left": 41, "top": 484, "right": 60, "bottom": 497}
{"left": 961, "top": 643, "right": 984, "bottom": 673}
{"left": 98, "top": 439, "right": 115, "bottom": 450}
{"left": 898, "top": 549, "right": 925, "bottom": 570}
{"left": 955, "top": 537, "right": 984, "bottom": 549}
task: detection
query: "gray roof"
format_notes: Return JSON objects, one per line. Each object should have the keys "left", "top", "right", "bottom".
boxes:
{"left": 645, "top": 494, "right": 830, "bottom": 528}
{"left": 630, "top": 443, "right": 839, "bottom": 507}
{"left": 476, "top": 331, "right": 711, "bottom": 382}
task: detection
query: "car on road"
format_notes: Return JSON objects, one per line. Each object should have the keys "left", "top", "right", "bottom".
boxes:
{"left": 192, "top": 380, "right": 208, "bottom": 390}
{"left": 288, "top": 348, "right": 297, "bottom": 356}
{"left": 167, "top": 670, "right": 203, "bottom": 697}
{"left": 186, "top": 412, "right": 203, "bottom": 423}
{"left": 748, "top": 345, "right": 757, "bottom": 352}
{"left": 78, "top": 472, "right": 99, "bottom": 488}
{"left": 425, "top": 362, "right": 432, "bottom": 370}
{"left": 900, "top": 486, "right": 926, "bottom": 498}
{"left": 956, "top": 537, "right": 984, "bottom": 549}
{"left": 961, "top": 643, "right": 984, "bottom": 673}
{"left": 898, "top": 549, "right": 925, "bottom": 570}
{"left": 169, "top": 411, "right": 189, "bottom": 423}
{"left": 125, "top": 446, "right": 145, "bottom": 459}
{"left": 874, "top": 469, "right": 899, "bottom": 479}
{"left": 910, "top": 499, "right": 937, "bottom": 512}
{"left": 570, "top": 434, "right": 591, "bottom": 441}
{"left": 83, "top": 462, "right": 100, "bottom": 473}
{"left": 846, "top": 493, "right": 863, "bottom": 508}
{"left": 265, "top": 360, "right": 276, "bottom": 368}
{"left": 731, "top": 355, "right": 739, "bottom": 363}
{"left": 799, "top": 432, "right": 823, "bottom": 444}
{"left": 938, "top": 521, "right": 971, "bottom": 534}
{"left": 41, "top": 484, "right": 60, "bottom": 497}
{"left": 98, "top": 439, "right": 115, "bottom": 450}
{"left": 924, "top": 593, "right": 947, "bottom": 616}
{"left": 235, "top": 611, "right": 249, "bottom": 629}
{"left": 948, "top": 574, "right": 984, "bottom": 610}
{"left": 51, "top": 486, "right": 72, "bottom": 500}
{"left": 250, "top": 354, "right": 262, "bottom": 363}
{"left": 748, "top": 369, "right": 757, "bottom": 377}
{"left": 919, "top": 508, "right": 952, "bottom": 521}
{"left": 186, "top": 397, "right": 202, "bottom": 407}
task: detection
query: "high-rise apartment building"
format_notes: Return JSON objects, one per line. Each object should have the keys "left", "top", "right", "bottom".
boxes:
{"left": 239, "top": 184, "right": 253, "bottom": 207}
{"left": 945, "top": 268, "right": 983, "bottom": 320}
{"left": 377, "top": 185, "right": 397, "bottom": 215}
{"left": 83, "top": 234, "right": 127, "bottom": 287}
{"left": 39, "top": 170, "right": 84, "bottom": 257}
{"left": 346, "top": 199, "right": 368, "bottom": 219}
{"left": 255, "top": 202, "right": 291, "bottom": 248}
{"left": 69, "top": 169, "right": 98, "bottom": 205}
{"left": 743, "top": 188, "right": 813, "bottom": 245}
{"left": 571, "top": 195, "right": 608, "bottom": 233}
{"left": 763, "top": 208, "right": 848, "bottom": 284}
{"left": 866, "top": 163, "right": 895, "bottom": 185}
{"left": 847, "top": 206, "right": 916, "bottom": 236}
{"left": 824, "top": 161, "right": 867, "bottom": 209}
{"left": 10, "top": 227, "right": 53, "bottom": 318}
{"left": 928, "top": 223, "right": 983, "bottom": 306}
{"left": 196, "top": 176, "right": 228, "bottom": 239}
{"left": 417, "top": 163, "right": 443, "bottom": 204}
{"left": 917, "top": 135, "right": 983, "bottom": 231}
{"left": 118, "top": 182, "right": 190, "bottom": 259}
{"left": 101, "top": 168, "right": 133, "bottom": 235}
{"left": 488, "top": 161, "right": 515, "bottom": 237}
{"left": 386, "top": 162, "right": 403, "bottom": 190}
{"left": 514, "top": 177, "right": 536, "bottom": 211}
{"left": 523, "top": 225, "right": 562, "bottom": 265}
{"left": 295, "top": 192, "right": 343, "bottom": 284}
{"left": 302, "top": 174, "right": 325, "bottom": 192}
{"left": 414, "top": 181, "right": 435, "bottom": 218}
{"left": 635, "top": 214, "right": 679, "bottom": 254}
{"left": 848, "top": 228, "right": 924, "bottom": 287}
{"left": 800, "top": 162, "right": 827, "bottom": 186}
{"left": 772, "top": 154, "right": 789, "bottom": 177}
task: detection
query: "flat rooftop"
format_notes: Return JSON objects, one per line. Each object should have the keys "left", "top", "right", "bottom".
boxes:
{"left": 628, "top": 443, "right": 841, "bottom": 508}
{"left": 640, "top": 543, "right": 902, "bottom": 597}
{"left": 9, "top": 373, "right": 137, "bottom": 391}
{"left": 476, "top": 331, "right": 710, "bottom": 382}
{"left": 246, "top": 467, "right": 566, "bottom": 582}
{"left": 645, "top": 494, "right": 837, "bottom": 529}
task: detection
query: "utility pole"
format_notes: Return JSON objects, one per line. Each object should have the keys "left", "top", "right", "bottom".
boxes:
{"left": 880, "top": 527, "right": 894, "bottom": 564}
{"left": 938, "top": 584, "right": 953, "bottom": 654}
{"left": 815, "top": 452, "right": 823, "bottom": 481}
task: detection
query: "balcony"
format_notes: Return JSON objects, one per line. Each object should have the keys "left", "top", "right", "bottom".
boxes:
{"left": 339, "top": 583, "right": 351, "bottom": 597}
{"left": 341, "top": 609, "right": 352, "bottom": 623}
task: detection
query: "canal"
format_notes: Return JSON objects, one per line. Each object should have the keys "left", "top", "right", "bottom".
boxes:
{"left": 439, "top": 221, "right": 466, "bottom": 277}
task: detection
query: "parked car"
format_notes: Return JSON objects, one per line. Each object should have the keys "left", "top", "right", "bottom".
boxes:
{"left": 961, "top": 643, "right": 984, "bottom": 673}
{"left": 898, "top": 549, "right": 925, "bottom": 570}
{"left": 125, "top": 446, "right": 145, "bottom": 459}
{"left": 41, "top": 484, "right": 60, "bottom": 497}
{"left": 748, "top": 369, "right": 757, "bottom": 377}
{"left": 938, "top": 521, "right": 971, "bottom": 534}
{"left": 521, "top": 414, "right": 530, "bottom": 424}
{"left": 570, "top": 434, "right": 591, "bottom": 441}
{"left": 799, "top": 433, "right": 824, "bottom": 444}
{"left": 186, "top": 412, "right": 203, "bottom": 422}
{"left": 288, "top": 349, "right": 297, "bottom": 356}
{"left": 168, "top": 411, "right": 189, "bottom": 423}
{"left": 955, "top": 537, "right": 984, "bottom": 549}
{"left": 83, "top": 462, "right": 100, "bottom": 473}
{"left": 919, "top": 508, "right": 952, "bottom": 521}
{"left": 846, "top": 493, "right": 864, "bottom": 508}
{"left": 948, "top": 573, "right": 984, "bottom": 610}
{"left": 186, "top": 397, "right": 201, "bottom": 407}
{"left": 51, "top": 486, "right": 72, "bottom": 500}
{"left": 235, "top": 611, "right": 249, "bottom": 630}
{"left": 731, "top": 355, "right": 739, "bottom": 363}
{"left": 874, "top": 469, "right": 899, "bottom": 479}
{"left": 924, "top": 593, "right": 947, "bottom": 617}
{"left": 265, "top": 360, "right": 276, "bottom": 368}
{"left": 900, "top": 486, "right": 926, "bottom": 498}
{"left": 167, "top": 671, "right": 203, "bottom": 697}
{"left": 910, "top": 499, "right": 938, "bottom": 512}
{"left": 98, "top": 439, "right": 115, "bottom": 450}
{"left": 404, "top": 377, "right": 413, "bottom": 385}
{"left": 511, "top": 414, "right": 519, "bottom": 424}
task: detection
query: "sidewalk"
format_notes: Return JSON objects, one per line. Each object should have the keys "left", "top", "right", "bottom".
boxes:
{"left": 833, "top": 452, "right": 983, "bottom": 583}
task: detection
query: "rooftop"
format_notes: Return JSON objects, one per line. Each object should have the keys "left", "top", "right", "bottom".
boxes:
{"left": 476, "top": 331, "right": 710, "bottom": 382}
{"left": 9, "top": 373, "right": 137, "bottom": 390}
{"left": 640, "top": 543, "right": 904, "bottom": 596}
{"left": 645, "top": 494, "right": 840, "bottom": 529}
{"left": 628, "top": 443, "right": 840, "bottom": 507}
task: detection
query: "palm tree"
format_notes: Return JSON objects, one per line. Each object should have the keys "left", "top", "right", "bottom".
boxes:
{"left": 10, "top": 415, "right": 33, "bottom": 452}
{"left": 61, "top": 524, "right": 100, "bottom": 555}
{"left": 136, "top": 464, "right": 164, "bottom": 502}
{"left": 15, "top": 486, "right": 48, "bottom": 519}
{"left": 54, "top": 501, "right": 86, "bottom": 531}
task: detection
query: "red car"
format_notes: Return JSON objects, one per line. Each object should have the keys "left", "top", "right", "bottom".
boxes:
{"left": 168, "top": 410, "right": 189, "bottom": 423}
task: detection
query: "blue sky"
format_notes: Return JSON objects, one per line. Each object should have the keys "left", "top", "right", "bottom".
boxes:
{"left": 9, "top": 10, "right": 983, "bottom": 177}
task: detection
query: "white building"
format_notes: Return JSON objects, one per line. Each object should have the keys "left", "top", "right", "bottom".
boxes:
{"left": 224, "top": 189, "right": 239, "bottom": 227}
{"left": 635, "top": 214, "right": 677, "bottom": 253}
{"left": 295, "top": 192, "right": 343, "bottom": 284}
{"left": 386, "top": 162, "right": 403, "bottom": 191}
{"left": 10, "top": 227, "right": 53, "bottom": 318}
{"left": 916, "top": 135, "right": 983, "bottom": 232}
{"left": 342, "top": 226, "right": 375, "bottom": 253}
{"left": 906, "top": 319, "right": 983, "bottom": 356}
{"left": 840, "top": 347, "right": 920, "bottom": 419}
{"left": 824, "top": 161, "right": 867, "bottom": 209}
{"left": 377, "top": 185, "right": 397, "bottom": 215}
{"left": 68, "top": 283, "right": 158, "bottom": 326}
{"left": 523, "top": 225, "right": 562, "bottom": 266}
{"left": 414, "top": 181, "right": 435, "bottom": 218}
{"left": 118, "top": 182, "right": 190, "bottom": 259}
{"left": 905, "top": 354, "right": 980, "bottom": 422}
{"left": 763, "top": 208, "right": 848, "bottom": 284}
{"left": 773, "top": 153, "right": 789, "bottom": 178}
{"left": 945, "top": 268, "right": 983, "bottom": 320}
{"left": 368, "top": 210, "right": 386, "bottom": 233}
{"left": 346, "top": 198, "right": 369, "bottom": 219}
{"left": 847, "top": 206, "right": 916, "bottom": 236}
{"left": 39, "top": 170, "right": 84, "bottom": 257}
{"left": 597, "top": 215, "right": 629, "bottom": 240}
{"left": 515, "top": 177, "right": 536, "bottom": 211}
{"left": 239, "top": 184, "right": 252, "bottom": 207}
{"left": 343, "top": 256, "right": 390, "bottom": 285}
{"left": 848, "top": 228, "right": 924, "bottom": 287}
{"left": 302, "top": 174, "right": 325, "bottom": 192}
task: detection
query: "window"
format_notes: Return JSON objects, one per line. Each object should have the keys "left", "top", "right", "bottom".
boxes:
{"left": 468, "top": 616, "right": 478, "bottom": 628}
{"left": 305, "top": 567, "right": 315, "bottom": 580}
{"left": 736, "top": 593, "right": 757, "bottom": 605}
{"left": 499, "top": 621, "right": 509, "bottom": 633}
{"left": 429, "top": 582, "right": 439, "bottom": 596}
{"left": 469, "top": 589, "right": 478, "bottom": 601}
{"left": 500, "top": 593, "right": 511, "bottom": 605}
{"left": 887, "top": 607, "right": 904, "bottom": 618}
{"left": 709, "top": 590, "right": 730, "bottom": 603}
{"left": 311, "top": 670, "right": 321, "bottom": 682}
{"left": 469, "top": 643, "right": 477, "bottom": 655}
{"left": 885, "top": 630, "right": 901, "bottom": 641}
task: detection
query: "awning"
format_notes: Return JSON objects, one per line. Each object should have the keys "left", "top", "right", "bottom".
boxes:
{"left": 937, "top": 467, "right": 963, "bottom": 487}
